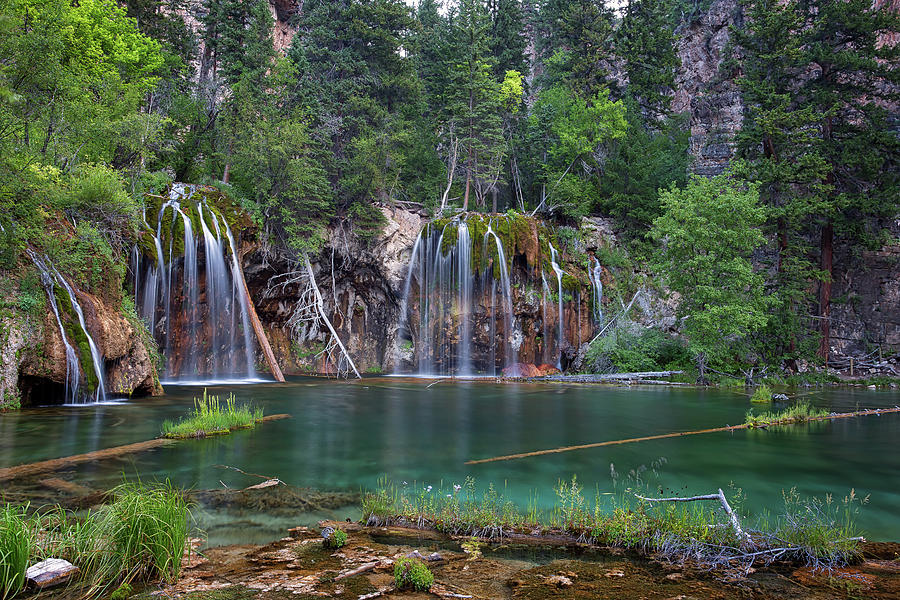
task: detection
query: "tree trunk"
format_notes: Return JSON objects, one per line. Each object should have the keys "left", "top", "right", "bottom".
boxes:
{"left": 818, "top": 220, "right": 833, "bottom": 363}
{"left": 492, "top": 187, "right": 498, "bottom": 214}
{"left": 238, "top": 266, "right": 285, "bottom": 382}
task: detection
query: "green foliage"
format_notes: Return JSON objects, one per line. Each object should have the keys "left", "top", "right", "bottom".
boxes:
{"left": 109, "top": 582, "right": 133, "bottom": 600}
{"left": 750, "top": 384, "right": 772, "bottom": 403}
{"left": 362, "top": 475, "right": 864, "bottom": 568}
{"left": 584, "top": 328, "right": 691, "bottom": 374}
{"left": 324, "top": 528, "right": 348, "bottom": 549}
{"left": 652, "top": 175, "right": 771, "bottom": 377}
{"left": 393, "top": 558, "right": 434, "bottom": 591}
{"left": 745, "top": 401, "right": 829, "bottom": 427}
{"left": 36, "top": 480, "right": 190, "bottom": 592}
{"left": 161, "top": 390, "right": 263, "bottom": 438}
{"left": 0, "top": 504, "right": 31, "bottom": 600}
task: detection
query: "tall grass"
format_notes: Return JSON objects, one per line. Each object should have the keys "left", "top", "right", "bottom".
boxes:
{"left": 745, "top": 401, "right": 829, "bottom": 427}
{"left": 161, "top": 390, "right": 263, "bottom": 438}
{"left": 35, "top": 480, "right": 190, "bottom": 596}
{"left": 360, "top": 475, "right": 865, "bottom": 569}
{"left": 0, "top": 504, "right": 32, "bottom": 600}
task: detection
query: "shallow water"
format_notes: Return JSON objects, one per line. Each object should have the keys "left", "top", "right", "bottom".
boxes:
{"left": 1, "top": 378, "right": 898, "bottom": 545}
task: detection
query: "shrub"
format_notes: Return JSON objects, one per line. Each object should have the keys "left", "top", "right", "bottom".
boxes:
{"left": 0, "top": 504, "right": 32, "bottom": 600}
{"left": 584, "top": 328, "right": 690, "bottom": 374}
{"left": 324, "top": 528, "right": 347, "bottom": 549}
{"left": 750, "top": 384, "right": 772, "bottom": 403}
{"left": 393, "top": 558, "right": 433, "bottom": 591}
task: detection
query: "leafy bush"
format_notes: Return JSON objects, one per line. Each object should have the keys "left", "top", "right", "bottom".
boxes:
{"left": 0, "top": 504, "right": 32, "bottom": 600}
{"left": 393, "top": 558, "right": 433, "bottom": 591}
{"left": 584, "top": 328, "right": 690, "bottom": 374}
{"left": 62, "top": 164, "right": 140, "bottom": 235}
{"left": 324, "top": 528, "right": 347, "bottom": 549}
{"left": 750, "top": 384, "right": 772, "bottom": 403}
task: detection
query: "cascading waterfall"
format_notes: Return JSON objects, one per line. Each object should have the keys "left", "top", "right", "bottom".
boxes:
{"left": 589, "top": 256, "right": 603, "bottom": 324}
{"left": 131, "top": 184, "right": 257, "bottom": 381}
{"left": 395, "top": 215, "right": 520, "bottom": 376}
{"left": 28, "top": 251, "right": 107, "bottom": 403}
{"left": 548, "top": 243, "right": 566, "bottom": 368}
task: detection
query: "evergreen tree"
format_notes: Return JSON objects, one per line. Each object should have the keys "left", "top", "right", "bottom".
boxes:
{"left": 617, "top": 0, "right": 680, "bottom": 119}
{"left": 488, "top": 0, "right": 528, "bottom": 78}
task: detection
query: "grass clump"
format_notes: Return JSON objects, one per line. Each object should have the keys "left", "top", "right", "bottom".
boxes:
{"left": 37, "top": 480, "right": 190, "bottom": 594}
{"left": 745, "top": 401, "right": 829, "bottom": 428}
{"left": 324, "top": 528, "right": 348, "bottom": 549}
{"left": 362, "top": 471, "right": 866, "bottom": 571}
{"left": 0, "top": 504, "right": 32, "bottom": 600}
{"left": 393, "top": 557, "right": 433, "bottom": 591}
{"left": 750, "top": 384, "right": 772, "bottom": 403}
{"left": 161, "top": 390, "right": 263, "bottom": 439}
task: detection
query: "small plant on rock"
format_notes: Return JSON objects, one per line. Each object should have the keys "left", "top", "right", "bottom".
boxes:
{"left": 324, "top": 528, "right": 348, "bottom": 549}
{"left": 393, "top": 557, "right": 433, "bottom": 591}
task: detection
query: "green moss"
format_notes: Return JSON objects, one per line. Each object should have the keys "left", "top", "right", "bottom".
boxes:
{"left": 54, "top": 285, "right": 98, "bottom": 393}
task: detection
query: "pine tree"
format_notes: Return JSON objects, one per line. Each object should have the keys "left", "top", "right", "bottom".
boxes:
{"left": 617, "top": 0, "right": 680, "bottom": 119}
{"left": 488, "top": 0, "right": 528, "bottom": 78}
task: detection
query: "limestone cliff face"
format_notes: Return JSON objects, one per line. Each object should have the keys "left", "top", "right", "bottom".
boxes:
{"left": 1, "top": 275, "right": 161, "bottom": 408}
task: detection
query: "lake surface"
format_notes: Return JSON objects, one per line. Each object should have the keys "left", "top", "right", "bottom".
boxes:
{"left": 1, "top": 378, "right": 898, "bottom": 545}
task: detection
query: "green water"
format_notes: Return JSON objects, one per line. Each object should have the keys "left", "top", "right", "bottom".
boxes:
{"left": 1, "top": 379, "right": 898, "bottom": 545}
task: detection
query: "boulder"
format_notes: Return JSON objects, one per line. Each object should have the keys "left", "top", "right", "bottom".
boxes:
{"left": 25, "top": 558, "right": 79, "bottom": 588}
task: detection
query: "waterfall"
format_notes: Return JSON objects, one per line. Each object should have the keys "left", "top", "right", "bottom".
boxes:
{"left": 28, "top": 251, "right": 106, "bottom": 403}
{"left": 395, "top": 215, "right": 519, "bottom": 376}
{"left": 484, "top": 220, "right": 517, "bottom": 372}
{"left": 548, "top": 243, "right": 566, "bottom": 368}
{"left": 132, "top": 184, "right": 257, "bottom": 381}
{"left": 590, "top": 256, "right": 603, "bottom": 324}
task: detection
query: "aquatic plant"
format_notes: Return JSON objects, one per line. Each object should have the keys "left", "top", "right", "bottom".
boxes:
{"left": 750, "top": 384, "right": 772, "bottom": 403}
{"left": 161, "top": 390, "right": 263, "bottom": 438}
{"left": 361, "top": 476, "right": 866, "bottom": 571}
{"left": 0, "top": 504, "right": 32, "bottom": 600}
{"left": 745, "top": 401, "right": 829, "bottom": 428}
{"left": 393, "top": 557, "right": 433, "bottom": 591}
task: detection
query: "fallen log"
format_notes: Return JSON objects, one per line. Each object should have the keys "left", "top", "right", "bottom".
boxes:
{"left": 335, "top": 561, "right": 383, "bottom": 581}
{"left": 465, "top": 406, "right": 900, "bottom": 465}
{"left": 0, "top": 414, "right": 291, "bottom": 482}
{"left": 238, "top": 262, "right": 285, "bottom": 382}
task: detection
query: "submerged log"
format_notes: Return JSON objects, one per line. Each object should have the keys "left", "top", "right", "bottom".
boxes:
{"left": 0, "top": 414, "right": 291, "bottom": 482}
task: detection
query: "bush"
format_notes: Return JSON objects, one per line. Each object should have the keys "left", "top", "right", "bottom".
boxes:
{"left": 584, "top": 328, "right": 690, "bottom": 374}
{"left": 393, "top": 558, "right": 433, "bottom": 591}
{"left": 324, "top": 528, "right": 347, "bottom": 549}
{"left": 0, "top": 504, "right": 32, "bottom": 600}
{"left": 750, "top": 384, "right": 772, "bottom": 403}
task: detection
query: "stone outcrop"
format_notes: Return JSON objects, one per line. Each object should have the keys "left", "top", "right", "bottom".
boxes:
{"left": 1, "top": 261, "right": 161, "bottom": 408}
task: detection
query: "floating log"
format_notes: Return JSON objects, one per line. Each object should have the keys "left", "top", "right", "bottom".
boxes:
{"left": 465, "top": 406, "right": 900, "bottom": 465}
{"left": 534, "top": 371, "right": 686, "bottom": 383}
{"left": 25, "top": 558, "right": 79, "bottom": 588}
{"left": 0, "top": 414, "right": 290, "bottom": 482}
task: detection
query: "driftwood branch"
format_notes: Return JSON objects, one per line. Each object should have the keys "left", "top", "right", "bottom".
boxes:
{"left": 335, "top": 561, "right": 381, "bottom": 581}
{"left": 635, "top": 488, "right": 749, "bottom": 542}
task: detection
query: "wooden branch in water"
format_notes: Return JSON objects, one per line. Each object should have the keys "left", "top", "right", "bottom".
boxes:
{"left": 335, "top": 561, "right": 382, "bottom": 581}
{"left": 465, "top": 406, "right": 900, "bottom": 465}
{"left": 0, "top": 414, "right": 291, "bottom": 482}
{"left": 635, "top": 488, "right": 749, "bottom": 542}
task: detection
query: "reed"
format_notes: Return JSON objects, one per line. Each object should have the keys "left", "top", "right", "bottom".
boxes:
{"left": 161, "top": 389, "right": 263, "bottom": 438}
{"left": 0, "top": 504, "right": 32, "bottom": 600}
